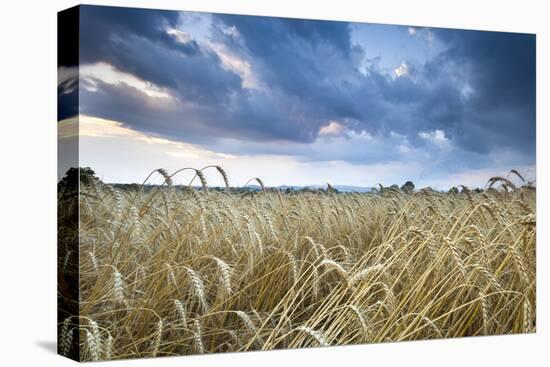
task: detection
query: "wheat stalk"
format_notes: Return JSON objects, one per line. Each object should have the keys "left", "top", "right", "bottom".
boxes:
{"left": 216, "top": 166, "right": 230, "bottom": 189}
{"left": 174, "top": 299, "right": 187, "bottom": 325}
{"left": 112, "top": 269, "right": 126, "bottom": 304}
{"left": 193, "top": 319, "right": 204, "bottom": 354}
{"left": 350, "top": 264, "right": 385, "bottom": 286}
{"left": 295, "top": 325, "right": 329, "bottom": 347}
{"left": 211, "top": 256, "right": 232, "bottom": 296}
{"left": 195, "top": 169, "right": 208, "bottom": 192}
{"left": 184, "top": 266, "right": 209, "bottom": 312}
{"left": 85, "top": 329, "right": 100, "bottom": 361}
{"left": 60, "top": 320, "right": 73, "bottom": 357}
{"left": 151, "top": 319, "right": 163, "bottom": 357}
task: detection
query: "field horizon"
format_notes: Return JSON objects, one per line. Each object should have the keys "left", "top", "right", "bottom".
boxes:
{"left": 62, "top": 166, "right": 535, "bottom": 193}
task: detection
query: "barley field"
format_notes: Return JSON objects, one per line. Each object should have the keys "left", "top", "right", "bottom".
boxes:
{"left": 58, "top": 167, "right": 536, "bottom": 361}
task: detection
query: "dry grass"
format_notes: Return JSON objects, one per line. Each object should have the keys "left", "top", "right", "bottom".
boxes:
{"left": 59, "top": 168, "right": 536, "bottom": 361}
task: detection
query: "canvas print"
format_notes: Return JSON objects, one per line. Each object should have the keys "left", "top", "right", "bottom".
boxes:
{"left": 57, "top": 5, "right": 536, "bottom": 362}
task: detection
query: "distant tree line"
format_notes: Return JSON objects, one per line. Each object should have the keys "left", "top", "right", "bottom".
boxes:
{"left": 59, "top": 167, "right": 486, "bottom": 195}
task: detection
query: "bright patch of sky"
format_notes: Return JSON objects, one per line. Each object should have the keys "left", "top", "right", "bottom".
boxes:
{"left": 351, "top": 23, "right": 443, "bottom": 75}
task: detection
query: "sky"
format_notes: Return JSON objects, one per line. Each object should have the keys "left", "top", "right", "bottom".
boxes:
{"left": 58, "top": 5, "right": 536, "bottom": 189}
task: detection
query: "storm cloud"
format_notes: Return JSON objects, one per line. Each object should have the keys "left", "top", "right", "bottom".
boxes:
{"left": 60, "top": 5, "right": 536, "bottom": 179}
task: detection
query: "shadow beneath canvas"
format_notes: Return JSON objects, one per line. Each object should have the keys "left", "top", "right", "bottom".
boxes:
{"left": 36, "top": 340, "right": 57, "bottom": 355}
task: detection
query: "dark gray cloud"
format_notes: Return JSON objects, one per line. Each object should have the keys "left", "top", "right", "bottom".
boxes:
{"left": 78, "top": 5, "right": 243, "bottom": 106}
{"left": 64, "top": 5, "right": 536, "bottom": 170}
{"left": 423, "top": 29, "right": 536, "bottom": 155}
{"left": 79, "top": 5, "right": 199, "bottom": 63}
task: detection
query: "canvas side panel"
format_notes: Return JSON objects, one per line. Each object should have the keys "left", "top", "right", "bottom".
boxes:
{"left": 57, "top": 5, "right": 80, "bottom": 362}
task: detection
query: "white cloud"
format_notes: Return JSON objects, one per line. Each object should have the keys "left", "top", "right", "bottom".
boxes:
{"left": 460, "top": 84, "right": 474, "bottom": 100}
{"left": 394, "top": 62, "right": 410, "bottom": 78}
{"left": 221, "top": 25, "right": 240, "bottom": 38}
{"left": 208, "top": 42, "right": 260, "bottom": 89}
{"left": 58, "top": 66, "right": 78, "bottom": 94}
{"left": 80, "top": 62, "right": 172, "bottom": 99}
{"left": 171, "top": 13, "right": 259, "bottom": 90}
{"left": 347, "top": 129, "right": 373, "bottom": 140}
{"left": 166, "top": 28, "right": 193, "bottom": 44}
{"left": 406, "top": 26, "right": 437, "bottom": 47}
{"left": 79, "top": 114, "right": 227, "bottom": 154}
{"left": 418, "top": 129, "right": 451, "bottom": 151}
{"left": 319, "top": 120, "right": 346, "bottom": 137}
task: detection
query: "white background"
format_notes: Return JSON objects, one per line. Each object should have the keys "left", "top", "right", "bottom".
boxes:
{"left": 0, "top": 0, "right": 547, "bottom": 365}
